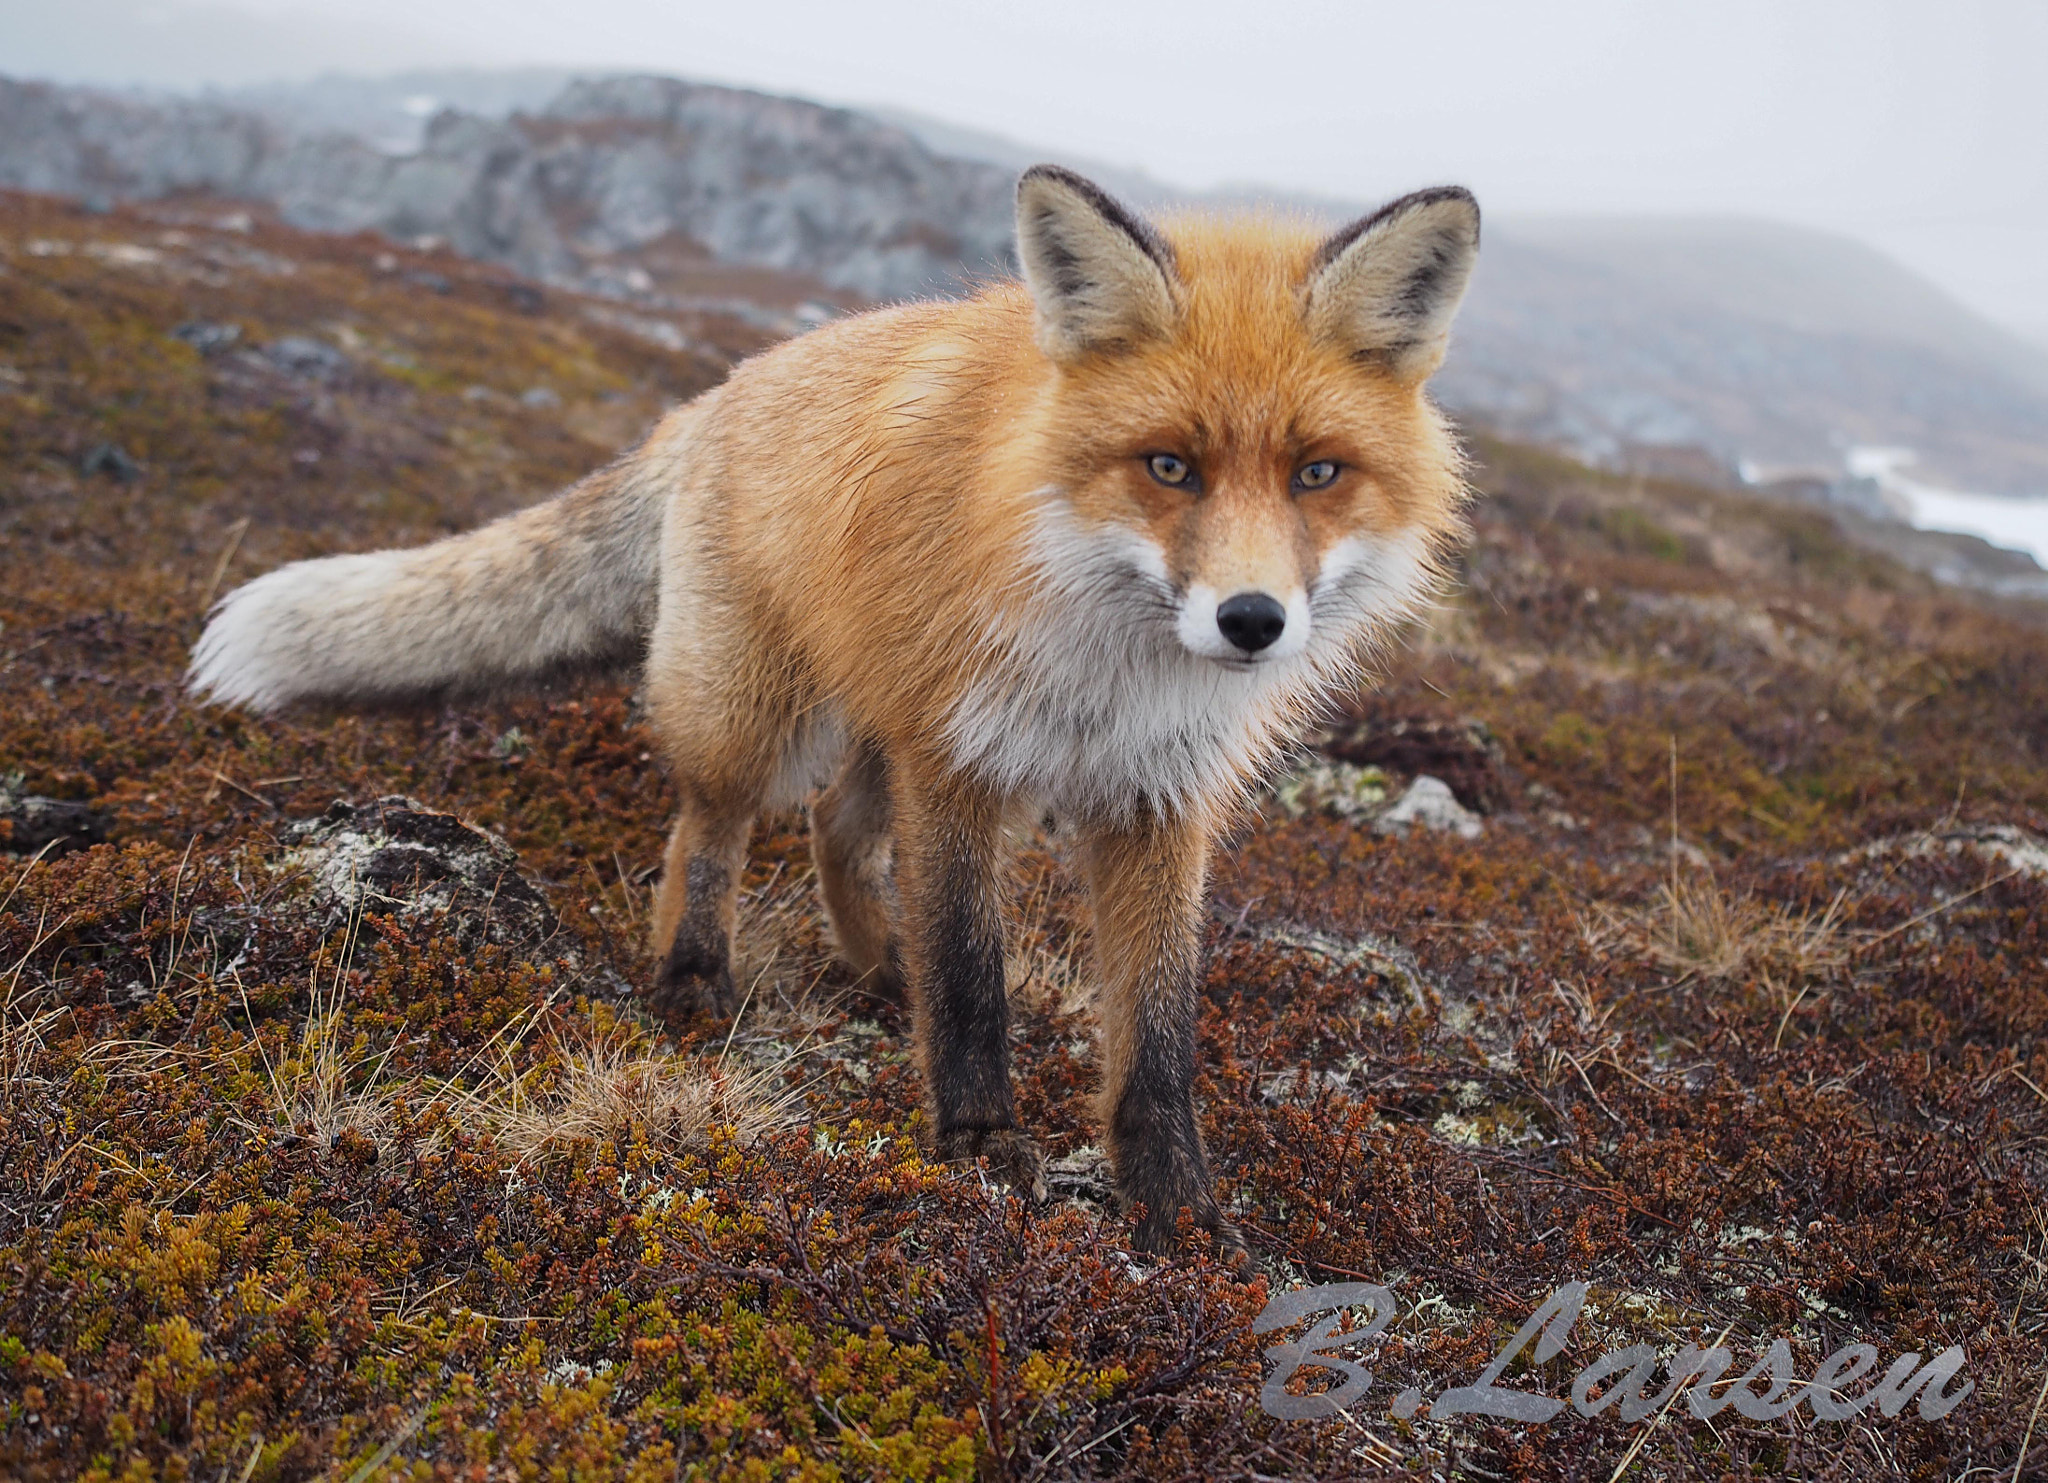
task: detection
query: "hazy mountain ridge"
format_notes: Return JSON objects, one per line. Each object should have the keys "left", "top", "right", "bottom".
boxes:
{"left": 221, "top": 68, "right": 581, "bottom": 153}
{"left": 870, "top": 101, "right": 2048, "bottom": 497}
{"left": 0, "top": 72, "right": 1018, "bottom": 303}
{"left": 3, "top": 68, "right": 2046, "bottom": 500}
{"left": 1441, "top": 219, "right": 2048, "bottom": 496}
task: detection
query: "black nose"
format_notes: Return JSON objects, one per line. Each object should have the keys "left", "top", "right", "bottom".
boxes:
{"left": 1215, "top": 592, "right": 1287, "bottom": 654}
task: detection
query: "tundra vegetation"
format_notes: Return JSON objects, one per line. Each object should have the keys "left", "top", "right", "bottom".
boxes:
{"left": 0, "top": 189, "right": 2044, "bottom": 1481}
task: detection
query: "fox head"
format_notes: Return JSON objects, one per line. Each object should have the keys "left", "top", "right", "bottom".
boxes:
{"left": 1011, "top": 165, "right": 1477, "bottom": 673}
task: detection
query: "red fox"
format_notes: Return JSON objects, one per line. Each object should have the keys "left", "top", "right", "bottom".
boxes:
{"left": 190, "top": 166, "right": 1479, "bottom": 1261}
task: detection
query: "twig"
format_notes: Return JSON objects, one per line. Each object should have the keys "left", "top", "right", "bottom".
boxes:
{"left": 2003, "top": 1069, "right": 2048, "bottom": 1107}
{"left": 4, "top": 908, "right": 75, "bottom": 996}
{"left": 1771, "top": 981, "right": 1810, "bottom": 1053}
{"left": 338, "top": 1400, "right": 430, "bottom": 1483}
{"left": 198, "top": 515, "right": 251, "bottom": 616}
{"left": 204, "top": 769, "right": 279, "bottom": 813}
{"left": 1459, "top": 1151, "right": 1682, "bottom": 1232}
{"left": 717, "top": 971, "right": 760, "bottom": 1066}
{"left": 0, "top": 634, "right": 52, "bottom": 676}
{"left": 0, "top": 838, "right": 62, "bottom": 918}
{"left": 2015, "top": 1361, "right": 2048, "bottom": 1483}
{"left": 1668, "top": 735, "right": 1680, "bottom": 900}
{"left": 1605, "top": 1317, "right": 1739, "bottom": 1482}
{"left": 1859, "top": 868, "right": 2021, "bottom": 950}
{"left": 983, "top": 1296, "right": 1006, "bottom": 1472}
{"left": 1559, "top": 1048, "right": 1624, "bottom": 1126}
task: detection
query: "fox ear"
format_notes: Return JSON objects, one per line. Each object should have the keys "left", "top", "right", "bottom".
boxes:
{"left": 1016, "top": 165, "right": 1178, "bottom": 361}
{"left": 1304, "top": 187, "right": 1480, "bottom": 382}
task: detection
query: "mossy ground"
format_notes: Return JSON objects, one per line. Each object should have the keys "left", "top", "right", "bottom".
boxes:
{"left": 2, "top": 190, "right": 2044, "bottom": 1480}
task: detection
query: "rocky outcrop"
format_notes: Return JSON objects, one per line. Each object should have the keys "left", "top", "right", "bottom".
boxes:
{"left": 280, "top": 796, "right": 629, "bottom": 998}
{"left": 520, "top": 76, "right": 1015, "bottom": 300}
{"left": 0, "top": 788, "right": 107, "bottom": 856}
{"left": 0, "top": 73, "right": 1016, "bottom": 303}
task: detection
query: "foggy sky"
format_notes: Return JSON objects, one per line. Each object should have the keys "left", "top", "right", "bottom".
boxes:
{"left": 6, "top": 0, "right": 2045, "bottom": 343}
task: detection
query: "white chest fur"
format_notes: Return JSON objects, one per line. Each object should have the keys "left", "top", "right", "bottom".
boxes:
{"left": 941, "top": 497, "right": 1434, "bottom": 819}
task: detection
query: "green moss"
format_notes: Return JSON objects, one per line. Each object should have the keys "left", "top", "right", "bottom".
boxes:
{"left": 1589, "top": 504, "right": 1692, "bottom": 564}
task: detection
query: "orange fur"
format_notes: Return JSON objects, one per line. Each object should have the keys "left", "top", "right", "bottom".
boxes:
{"left": 645, "top": 237, "right": 1463, "bottom": 768}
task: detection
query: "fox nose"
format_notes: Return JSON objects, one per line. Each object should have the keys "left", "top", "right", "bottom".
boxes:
{"left": 1215, "top": 592, "right": 1287, "bottom": 654}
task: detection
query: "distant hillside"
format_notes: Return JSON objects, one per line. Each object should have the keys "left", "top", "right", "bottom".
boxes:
{"left": 4, "top": 68, "right": 2047, "bottom": 497}
{"left": 1442, "top": 217, "right": 2048, "bottom": 496}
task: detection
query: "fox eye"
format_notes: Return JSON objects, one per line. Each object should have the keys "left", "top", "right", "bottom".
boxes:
{"left": 1146, "top": 453, "right": 1194, "bottom": 488}
{"left": 1294, "top": 460, "right": 1340, "bottom": 491}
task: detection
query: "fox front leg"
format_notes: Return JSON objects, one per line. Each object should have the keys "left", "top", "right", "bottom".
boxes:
{"left": 891, "top": 763, "right": 1046, "bottom": 1201}
{"left": 1082, "top": 805, "right": 1246, "bottom": 1265}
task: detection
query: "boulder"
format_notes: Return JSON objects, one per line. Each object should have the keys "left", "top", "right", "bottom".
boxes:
{"left": 280, "top": 797, "right": 625, "bottom": 1000}
{"left": 1376, "top": 776, "right": 1485, "bottom": 840}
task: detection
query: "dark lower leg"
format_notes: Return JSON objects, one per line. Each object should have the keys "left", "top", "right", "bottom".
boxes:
{"left": 1085, "top": 807, "right": 1241, "bottom": 1261}
{"left": 646, "top": 797, "right": 753, "bottom": 1021}
{"left": 894, "top": 769, "right": 1043, "bottom": 1199}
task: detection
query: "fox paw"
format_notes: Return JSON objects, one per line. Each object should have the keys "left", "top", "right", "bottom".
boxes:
{"left": 1132, "top": 1201, "right": 1252, "bottom": 1271}
{"left": 936, "top": 1126, "right": 1048, "bottom": 1204}
{"left": 643, "top": 953, "right": 739, "bottom": 1027}
{"left": 844, "top": 961, "right": 906, "bottom": 1008}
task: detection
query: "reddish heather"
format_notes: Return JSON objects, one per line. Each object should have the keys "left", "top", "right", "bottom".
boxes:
{"left": 1, "top": 190, "right": 2044, "bottom": 1481}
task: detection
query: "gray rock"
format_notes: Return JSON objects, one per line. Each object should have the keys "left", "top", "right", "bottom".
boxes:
{"left": 264, "top": 335, "right": 350, "bottom": 380}
{"left": 0, "top": 73, "right": 1018, "bottom": 305}
{"left": 80, "top": 441, "right": 142, "bottom": 481}
{"left": 1841, "top": 822, "right": 2048, "bottom": 882}
{"left": 1375, "top": 775, "right": 1484, "bottom": 840}
{"left": 1253, "top": 922, "right": 1435, "bottom": 1010}
{"left": 283, "top": 797, "right": 556, "bottom": 950}
{"left": 279, "top": 797, "right": 628, "bottom": 1003}
{"left": 1042, "top": 1144, "right": 1115, "bottom": 1211}
{"left": 171, "top": 319, "right": 242, "bottom": 353}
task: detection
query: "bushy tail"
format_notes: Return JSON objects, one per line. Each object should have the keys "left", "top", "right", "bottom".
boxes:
{"left": 189, "top": 453, "right": 669, "bottom": 712}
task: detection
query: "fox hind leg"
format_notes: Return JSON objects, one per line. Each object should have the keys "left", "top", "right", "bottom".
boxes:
{"left": 646, "top": 790, "right": 757, "bottom": 1023}
{"left": 640, "top": 586, "right": 794, "bottom": 1026}
{"left": 811, "top": 738, "right": 904, "bottom": 1000}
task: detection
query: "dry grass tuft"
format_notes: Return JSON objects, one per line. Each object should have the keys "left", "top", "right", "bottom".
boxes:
{"left": 729, "top": 860, "right": 839, "bottom": 1021}
{"left": 462, "top": 1022, "right": 803, "bottom": 1167}
{"left": 0, "top": 994, "right": 64, "bottom": 1105}
{"left": 233, "top": 967, "right": 406, "bottom": 1158}
{"left": 1605, "top": 744, "right": 1852, "bottom": 990}
{"left": 1624, "top": 867, "right": 1850, "bottom": 986}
